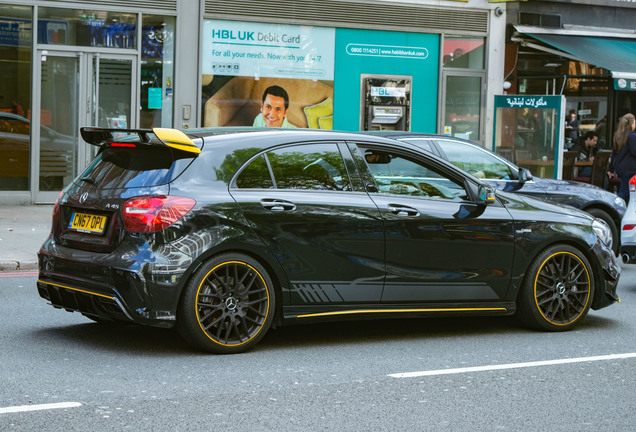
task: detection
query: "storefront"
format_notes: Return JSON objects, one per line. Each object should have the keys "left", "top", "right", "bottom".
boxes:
{"left": 0, "top": 0, "right": 177, "bottom": 204}
{"left": 0, "top": 0, "right": 506, "bottom": 204}
{"left": 503, "top": 0, "right": 636, "bottom": 160}
{"left": 199, "top": 0, "right": 500, "bottom": 143}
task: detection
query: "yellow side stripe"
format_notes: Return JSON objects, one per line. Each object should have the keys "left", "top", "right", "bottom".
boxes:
{"left": 153, "top": 128, "right": 200, "bottom": 154}
{"left": 297, "top": 307, "right": 507, "bottom": 319}
{"left": 37, "top": 280, "right": 115, "bottom": 300}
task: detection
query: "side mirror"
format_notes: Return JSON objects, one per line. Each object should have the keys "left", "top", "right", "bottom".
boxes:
{"left": 477, "top": 184, "right": 496, "bottom": 206}
{"left": 519, "top": 167, "right": 533, "bottom": 183}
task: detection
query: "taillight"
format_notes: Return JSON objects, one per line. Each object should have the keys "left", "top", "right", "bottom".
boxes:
{"left": 122, "top": 195, "right": 195, "bottom": 233}
{"left": 630, "top": 175, "right": 636, "bottom": 192}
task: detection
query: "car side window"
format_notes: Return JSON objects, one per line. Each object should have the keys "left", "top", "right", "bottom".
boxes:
{"left": 237, "top": 143, "right": 352, "bottom": 191}
{"left": 363, "top": 149, "right": 467, "bottom": 200}
{"left": 235, "top": 155, "right": 274, "bottom": 189}
{"left": 268, "top": 143, "right": 351, "bottom": 191}
{"left": 434, "top": 140, "right": 513, "bottom": 180}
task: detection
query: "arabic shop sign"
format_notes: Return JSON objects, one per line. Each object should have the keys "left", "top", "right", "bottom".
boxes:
{"left": 496, "top": 95, "right": 561, "bottom": 110}
{"left": 615, "top": 78, "right": 636, "bottom": 91}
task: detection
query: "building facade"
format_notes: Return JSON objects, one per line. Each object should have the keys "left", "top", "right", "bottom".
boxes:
{"left": 0, "top": 0, "right": 507, "bottom": 204}
{"left": 504, "top": 0, "right": 636, "bottom": 152}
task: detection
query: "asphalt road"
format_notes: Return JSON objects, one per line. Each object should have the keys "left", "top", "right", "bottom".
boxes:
{"left": 1, "top": 266, "right": 635, "bottom": 431}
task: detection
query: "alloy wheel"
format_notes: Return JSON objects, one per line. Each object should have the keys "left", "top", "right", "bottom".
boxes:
{"left": 534, "top": 251, "right": 591, "bottom": 326}
{"left": 196, "top": 260, "right": 270, "bottom": 347}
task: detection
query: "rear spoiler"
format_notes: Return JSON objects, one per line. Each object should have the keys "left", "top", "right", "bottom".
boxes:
{"left": 80, "top": 127, "right": 201, "bottom": 154}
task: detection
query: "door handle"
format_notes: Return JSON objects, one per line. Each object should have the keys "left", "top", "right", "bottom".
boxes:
{"left": 388, "top": 204, "right": 420, "bottom": 217}
{"left": 260, "top": 199, "right": 297, "bottom": 212}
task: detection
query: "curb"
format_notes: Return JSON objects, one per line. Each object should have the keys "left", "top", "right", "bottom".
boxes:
{"left": 0, "top": 261, "right": 38, "bottom": 272}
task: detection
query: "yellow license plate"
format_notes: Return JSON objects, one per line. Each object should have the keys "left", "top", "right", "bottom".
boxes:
{"left": 69, "top": 212, "right": 107, "bottom": 234}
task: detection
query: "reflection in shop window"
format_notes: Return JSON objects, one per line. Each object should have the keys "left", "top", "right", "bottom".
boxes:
{"left": 0, "top": 5, "right": 32, "bottom": 191}
{"left": 37, "top": 8, "right": 136, "bottom": 48}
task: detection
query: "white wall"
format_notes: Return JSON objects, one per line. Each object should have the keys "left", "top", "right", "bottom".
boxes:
{"left": 174, "top": 0, "right": 202, "bottom": 129}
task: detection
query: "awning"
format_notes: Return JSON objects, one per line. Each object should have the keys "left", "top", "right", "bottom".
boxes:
{"left": 513, "top": 26, "right": 636, "bottom": 89}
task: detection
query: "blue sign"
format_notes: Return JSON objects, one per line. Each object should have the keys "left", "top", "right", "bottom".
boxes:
{"left": 0, "top": 17, "right": 31, "bottom": 47}
{"left": 148, "top": 88, "right": 162, "bottom": 109}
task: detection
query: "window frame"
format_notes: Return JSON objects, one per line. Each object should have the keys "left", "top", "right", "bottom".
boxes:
{"left": 349, "top": 142, "right": 474, "bottom": 203}
{"left": 431, "top": 138, "right": 522, "bottom": 182}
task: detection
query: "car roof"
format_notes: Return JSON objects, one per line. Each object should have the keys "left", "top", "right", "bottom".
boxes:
{"left": 364, "top": 130, "right": 476, "bottom": 144}
{"left": 185, "top": 128, "right": 484, "bottom": 183}
{"left": 187, "top": 128, "right": 412, "bottom": 149}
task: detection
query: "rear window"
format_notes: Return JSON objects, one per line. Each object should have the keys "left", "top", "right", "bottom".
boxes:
{"left": 79, "top": 147, "right": 195, "bottom": 189}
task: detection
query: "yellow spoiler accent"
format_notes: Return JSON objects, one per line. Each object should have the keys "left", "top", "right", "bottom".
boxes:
{"left": 153, "top": 128, "right": 201, "bottom": 154}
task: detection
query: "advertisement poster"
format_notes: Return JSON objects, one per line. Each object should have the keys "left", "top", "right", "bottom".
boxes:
{"left": 201, "top": 20, "right": 335, "bottom": 129}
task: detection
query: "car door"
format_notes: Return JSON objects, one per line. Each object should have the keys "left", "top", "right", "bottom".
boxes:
{"left": 350, "top": 142, "right": 515, "bottom": 303}
{"left": 229, "top": 141, "right": 386, "bottom": 305}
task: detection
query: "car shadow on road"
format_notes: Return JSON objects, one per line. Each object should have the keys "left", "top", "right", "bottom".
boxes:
{"left": 32, "top": 312, "right": 621, "bottom": 355}
{"left": 260, "top": 313, "right": 619, "bottom": 352}
{"left": 34, "top": 321, "right": 191, "bottom": 356}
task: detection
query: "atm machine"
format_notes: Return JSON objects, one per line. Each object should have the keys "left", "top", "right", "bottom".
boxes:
{"left": 360, "top": 74, "right": 412, "bottom": 131}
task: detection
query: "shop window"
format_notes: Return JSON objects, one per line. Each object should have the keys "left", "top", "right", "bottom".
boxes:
{"left": 443, "top": 36, "right": 484, "bottom": 69}
{"left": 494, "top": 96, "right": 564, "bottom": 179}
{"left": 443, "top": 75, "right": 482, "bottom": 142}
{"left": 140, "top": 15, "right": 175, "bottom": 128}
{"left": 0, "top": 5, "right": 32, "bottom": 191}
{"left": 37, "top": 8, "right": 136, "bottom": 48}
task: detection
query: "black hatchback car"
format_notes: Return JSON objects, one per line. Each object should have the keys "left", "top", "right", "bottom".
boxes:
{"left": 37, "top": 128, "right": 620, "bottom": 353}
{"left": 370, "top": 132, "right": 626, "bottom": 254}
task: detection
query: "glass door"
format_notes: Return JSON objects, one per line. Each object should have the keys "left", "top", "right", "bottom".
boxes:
{"left": 440, "top": 72, "right": 485, "bottom": 145}
{"left": 35, "top": 51, "right": 136, "bottom": 203}
{"left": 36, "top": 51, "right": 79, "bottom": 202}
{"left": 84, "top": 54, "right": 137, "bottom": 165}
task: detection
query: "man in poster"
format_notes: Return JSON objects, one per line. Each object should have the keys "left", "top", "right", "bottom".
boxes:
{"left": 253, "top": 85, "right": 297, "bottom": 128}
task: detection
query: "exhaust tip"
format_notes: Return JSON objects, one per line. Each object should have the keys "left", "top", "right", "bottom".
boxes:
{"left": 622, "top": 253, "right": 630, "bottom": 264}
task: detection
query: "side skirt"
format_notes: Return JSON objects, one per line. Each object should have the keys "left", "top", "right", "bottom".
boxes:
{"left": 282, "top": 302, "right": 516, "bottom": 324}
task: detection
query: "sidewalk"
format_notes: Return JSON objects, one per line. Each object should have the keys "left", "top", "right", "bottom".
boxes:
{"left": 0, "top": 205, "right": 53, "bottom": 271}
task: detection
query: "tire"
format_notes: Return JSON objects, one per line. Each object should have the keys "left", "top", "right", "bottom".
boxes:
{"left": 176, "top": 253, "right": 275, "bottom": 354}
{"left": 586, "top": 208, "right": 619, "bottom": 255}
{"left": 517, "top": 244, "right": 594, "bottom": 331}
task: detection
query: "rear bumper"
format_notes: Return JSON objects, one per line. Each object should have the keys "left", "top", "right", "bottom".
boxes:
{"left": 37, "top": 236, "right": 198, "bottom": 327}
{"left": 37, "top": 279, "right": 135, "bottom": 323}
